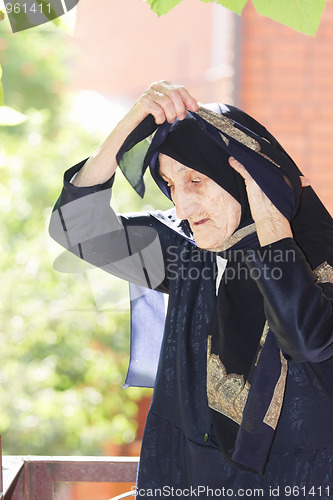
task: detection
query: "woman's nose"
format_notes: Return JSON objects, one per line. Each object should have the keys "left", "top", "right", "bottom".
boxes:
{"left": 173, "top": 190, "right": 198, "bottom": 220}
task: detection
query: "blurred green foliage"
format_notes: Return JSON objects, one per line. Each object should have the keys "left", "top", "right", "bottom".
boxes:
{"left": 0, "top": 63, "right": 3, "bottom": 105}
{"left": 147, "top": 0, "right": 326, "bottom": 36}
{"left": 0, "top": 20, "right": 170, "bottom": 455}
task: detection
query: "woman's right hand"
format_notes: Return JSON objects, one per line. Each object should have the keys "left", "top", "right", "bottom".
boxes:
{"left": 128, "top": 80, "right": 199, "bottom": 127}
{"left": 73, "top": 81, "right": 198, "bottom": 187}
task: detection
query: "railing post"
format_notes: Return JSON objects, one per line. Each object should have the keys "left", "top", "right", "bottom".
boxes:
{"left": 2, "top": 456, "right": 138, "bottom": 499}
{"left": 25, "top": 462, "right": 53, "bottom": 500}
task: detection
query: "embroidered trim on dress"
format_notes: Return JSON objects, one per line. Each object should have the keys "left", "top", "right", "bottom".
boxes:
{"left": 207, "top": 321, "right": 287, "bottom": 429}
{"left": 314, "top": 261, "right": 333, "bottom": 284}
{"left": 207, "top": 335, "right": 249, "bottom": 425}
{"left": 217, "top": 223, "right": 257, "bottom": 252}
{"left": 263, "top": 350, "right": 288, "bottom": 429}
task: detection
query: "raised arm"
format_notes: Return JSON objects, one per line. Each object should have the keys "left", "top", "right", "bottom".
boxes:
{"left": 72, "top": 81, "right": 198, "bottom": 187}
{"left": 49, "top": 82, "right": 198, "bottom": 291}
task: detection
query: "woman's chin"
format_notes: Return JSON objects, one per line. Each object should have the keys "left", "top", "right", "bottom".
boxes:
{"left": 194, "top": 236, "right": 224, "bottom": 252}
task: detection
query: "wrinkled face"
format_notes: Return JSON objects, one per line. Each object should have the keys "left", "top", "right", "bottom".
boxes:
{"left": 159, "top": 154, "right": 242, "bottom": 252}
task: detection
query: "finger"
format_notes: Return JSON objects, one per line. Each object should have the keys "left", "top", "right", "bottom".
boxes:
{"left": 150, "top": 81, "right": 198, "bottom": 122}
{"left": 228, "top": 157, "right": 252, "bottom": 182}
{"left": 151, "top": 90, "right": 179, "bottom": 123}
{"left": 146, "top": 87, "right": 180, "bottom": 123}
{"left": 154, "top": 81, "right": 199, "bottom": 116}
{"left": 177, "top": 85, "right": 199, "bottom": 113}
{"left": 138, "top": 94, "right": 168, "bottom": 124}
{"left": 300, "top": 176, "right": 311, "bottom": 187}
{"left": 155, "top": 82, "right": 192, "bottom": 120}
{"left": 165, "top": 88, "right": 190, "bottom": 121}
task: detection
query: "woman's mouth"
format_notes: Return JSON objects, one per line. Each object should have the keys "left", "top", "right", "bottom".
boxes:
{"left": 193, "top": 218, "right": 209, "bottom": 226}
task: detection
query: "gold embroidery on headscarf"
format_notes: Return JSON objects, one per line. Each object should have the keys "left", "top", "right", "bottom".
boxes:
{"left": 196, "top": 106, "right": 281, "bottom": 168}
{"left": 197, "top": 107, "right": 261, "bottom": 153}
{"left": 217, "top": 223, "right": 257, "bottom": 252}
{"left": 260, "top": 153, "right": 280, "bottom": 168}
{"left": 314, "top": 261, "right": 333, "bottom": 284}
{"left": 263, "top": 351, "right": 288, "bottom": 429}
{"left": 207, "top": 322, "right": 287, "bottom": 429}
{"left": 220, "top": 134, "right": 230, "bottom": 147}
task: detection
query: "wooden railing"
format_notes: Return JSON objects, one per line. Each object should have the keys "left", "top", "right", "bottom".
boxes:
{"left": 1, "top": 440, "right": 138, "bottom": 500}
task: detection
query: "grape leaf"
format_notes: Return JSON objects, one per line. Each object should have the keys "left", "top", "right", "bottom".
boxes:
{"left": 145, "top": 0, "right": 327, "bottom": 34}
{"left": 200, "top": 0, "right": 247, "bottom": 16}
{"left": 146, "top": 0, "right": 185, "bottom": 16}
{"left": 252, "top": 0, "right": 327, "bottom": 36}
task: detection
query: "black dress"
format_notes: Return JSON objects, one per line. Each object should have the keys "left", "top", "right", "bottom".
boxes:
{"left": 50, "top": 162, "right": 333, "bottom": 499}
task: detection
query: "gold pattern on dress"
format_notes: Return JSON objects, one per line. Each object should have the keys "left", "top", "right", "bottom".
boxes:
{"left": 263, "top": 350, "right": 288, "bottom": 430}
{"left": 314, "top": 261, "right": 333, "bottom": 284}
{"left": 217, "top": 223, "right": 257, "bottom": 252}
{"left": 207, "top": 335, "right": 249, "bottom": 425}
{"left": 254, "top": 321, "right": 269, "bottom": 367}
{"left": 196, "top": 106, "right": 281, "bottom": 168}
{"left": 207, "top": 322, "right": 287, "bottom": 429}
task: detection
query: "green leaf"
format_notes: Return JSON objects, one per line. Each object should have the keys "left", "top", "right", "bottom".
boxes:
{"left": 200, "top": 0, "right": 247, "bottom": 16}
{"left": 0, "top": 64, "right": 3, "bottom": 106}
{"left": 0, "top": 105, "right": 27, "bottom": 126}
{"left": 54, "top": 6, "right": 77, "bottom": 35}
{"left": 252, "top": 0, "right": 327, "bottom": 36}
{"left": 145, "top": 0, "right": 185, "bottom": 16}
{"left": 146, "top": 0, "right": 247, "bottom": 15}
{"left": 146, "top": 0, "right": 326, "bottom": 35}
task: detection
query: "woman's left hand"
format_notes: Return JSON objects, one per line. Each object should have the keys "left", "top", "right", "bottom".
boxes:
{"left": 228, "top": 157, "right": 293, "bottom": 247}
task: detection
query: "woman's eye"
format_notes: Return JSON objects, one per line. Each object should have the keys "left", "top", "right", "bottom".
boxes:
{"left": 191, "top": 179, "right": 201, "bottom": 185}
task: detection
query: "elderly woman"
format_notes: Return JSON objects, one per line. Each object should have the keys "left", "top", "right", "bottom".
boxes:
{"left": 50, "top": 82, "right": 333, "bottom": 499}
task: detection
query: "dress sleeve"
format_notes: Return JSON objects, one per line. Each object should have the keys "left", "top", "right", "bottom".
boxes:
{"left": 244, "top": 238, "right": 333, "bottom": 363}
{"left": 49, "top": 160, "right": 170, "bottom": 293}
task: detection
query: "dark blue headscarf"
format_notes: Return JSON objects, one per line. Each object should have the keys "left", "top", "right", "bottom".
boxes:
{"left": 117, "top": 103, "right": 302, "bottom": 222}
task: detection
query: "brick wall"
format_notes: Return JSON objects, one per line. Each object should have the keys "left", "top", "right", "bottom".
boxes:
{"left": 239, "top": 1, "right": 333, "bottom": 215}
{"left": 71, "top": 0, "right": 333, "bottom": 214}
{"left": 71, "top": 0, "right": 221, "bottom": 103}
